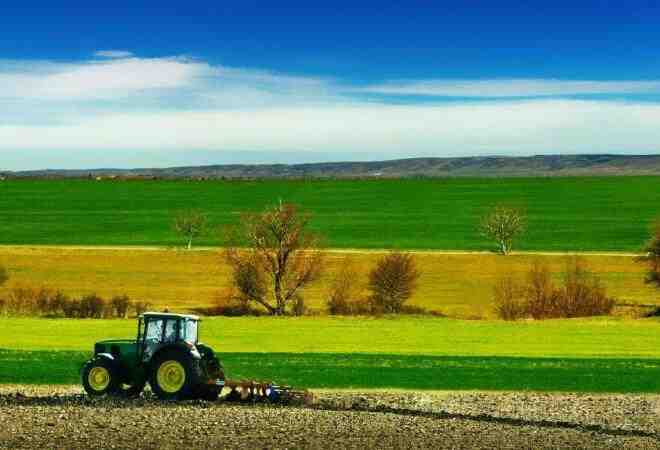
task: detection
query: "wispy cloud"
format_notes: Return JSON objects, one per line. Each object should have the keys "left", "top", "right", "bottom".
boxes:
{"left": 0, "top": 53, "right": 340, "bottom": 109}
{"left": 359, "top": 79, "right": 660, "bottom": 98}
{"left": 0, "top": 56, "right": 212, "bottom": 101}
{"left": 94, "top": 50, "right": 134, "bottom": 59}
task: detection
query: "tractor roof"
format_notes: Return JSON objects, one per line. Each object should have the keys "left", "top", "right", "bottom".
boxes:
{"left": 140, "top": 312, "right": 200, "bottom": 321}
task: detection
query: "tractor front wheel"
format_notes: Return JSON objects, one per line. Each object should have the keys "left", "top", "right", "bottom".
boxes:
{"left": 149, "top": 350, "right": 196, "bottom": 400}
{"left": 82, "top": 358, "right": 119, "bottom": 396}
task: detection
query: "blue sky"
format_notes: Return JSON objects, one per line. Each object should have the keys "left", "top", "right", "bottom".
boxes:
{"left": 2, "top": 1, "right": 660, "bottom": 170}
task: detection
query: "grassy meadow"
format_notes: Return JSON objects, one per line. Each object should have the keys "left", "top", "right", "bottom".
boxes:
{"left": 1, "top": 316, "right": 659, "bottom": 392}
{"left": 0, "top": 246, "right": 658, "bottom": 318}
{"left": 1, "top": 177, "right": 660, "bottom": 251}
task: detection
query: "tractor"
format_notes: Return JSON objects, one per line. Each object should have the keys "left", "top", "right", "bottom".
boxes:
{"left": 81, "top": 312, "right": 225, "bottom": 400}
{"left": 82, "top": 312, "right": 310, "bottom": 403}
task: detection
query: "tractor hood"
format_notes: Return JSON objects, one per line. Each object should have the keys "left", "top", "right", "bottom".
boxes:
{"left": 94, "top": 339, "right": 138, "bottom": 355}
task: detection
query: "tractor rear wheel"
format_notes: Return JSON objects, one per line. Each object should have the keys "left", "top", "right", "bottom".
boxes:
{"left": 149, "top": 350, "right": 197, "bottom": 400}
{"left": 82, "top": 358, "right": 119, "bottom": 396}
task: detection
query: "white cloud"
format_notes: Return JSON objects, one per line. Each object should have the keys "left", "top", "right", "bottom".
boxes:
{"left": 3, "top": 100, "right": 660, "bottom": 156}
{"left": 2, "top": 51, "right": 660, "bottom": 169}
{"left": 360, "top": 79, "right": 660, "bottom": 97}
{"left": 0, "top": 56, "right": 213, "bottom": 101}
{"left": 94, "top": 50, "right": 134, "bottom": 59}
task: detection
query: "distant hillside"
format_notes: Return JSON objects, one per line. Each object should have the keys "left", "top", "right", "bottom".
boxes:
{"left": 5, "top": 154, "right": 660, "bottom": 179}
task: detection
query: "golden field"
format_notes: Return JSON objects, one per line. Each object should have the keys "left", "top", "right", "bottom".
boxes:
{"left": 0, "top": 246, "right": 658, "bottom": 318}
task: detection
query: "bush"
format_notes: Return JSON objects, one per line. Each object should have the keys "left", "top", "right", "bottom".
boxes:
{"left": 493, "top": 258, "right": 616, "bottom": 320}
{"left": 0, "top": 265, "right": 9, "bottom": 287}
{"left": 368, "top": 252, "right": 420, "bottom": 313}
{"left": 6, "top": 285, "right": 39, "bottom": 315}
{"left": 0, "top": 284, "right": 136, "bottom": 318}
{"left": 61, "top": 297, "right": 80, "bottom": 318}
{"left": 493, "top": 275, "right": 526, "bottom": 321}
{"left": 133, "top": 300, "right": 153, "bottom": 316}
{"left": 110, "top": 295, "right": 132, "bottom": 318}
{"left": 79, "top": 294, "right": 106, "bottom": 318}
{"left": 558, "top": 257, "right": 615, "bottom": 318}
{"left": 326, "top": 259, "right": 360, "bottom": 315}
{"left": 203, "top": 289, "right": 262, "bottom": 316}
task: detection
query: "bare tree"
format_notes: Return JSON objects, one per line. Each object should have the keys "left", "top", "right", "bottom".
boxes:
{"left": 479, "top": 205, "right": 526, "bottom": 255}
{"left": 368, "top": 252, "right": 420, "bottom": 313}
{"left": 637, "top": 221, "right": 660, "bottom": 288}
{"left": 173, "top": 209, "right": 209, "bottom": 250}
{"left": 223, "top": 202, "right": 324, "bottom": 316}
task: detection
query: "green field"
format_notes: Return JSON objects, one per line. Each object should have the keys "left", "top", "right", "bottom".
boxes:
{"left": 1, "top": 177, "right": 659, "bottom": 251}
{"left": 2, "top": 317, "right": 659, "bottom": 392}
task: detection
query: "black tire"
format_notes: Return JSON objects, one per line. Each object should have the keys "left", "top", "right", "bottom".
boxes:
{"left": 81, "top": 358, "right": 119, "bottom": 397}
{"left": 149, "top": 349, "right": 197, "bottom": 400}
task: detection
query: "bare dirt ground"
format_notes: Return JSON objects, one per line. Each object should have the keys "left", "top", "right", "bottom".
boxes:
{"left": 0, "top": 386, "right": 658, "bottom": 449}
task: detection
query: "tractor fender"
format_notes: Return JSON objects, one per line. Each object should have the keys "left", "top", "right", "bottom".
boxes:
{"left": 149, "top": 344, "right": 200, "bottom": 369}
{"left": 96, "top": 353, "right": 115, "bottom": 361}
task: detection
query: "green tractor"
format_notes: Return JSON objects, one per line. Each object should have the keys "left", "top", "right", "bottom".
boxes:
{"left": 81, "top": 312, "right": 225, "bottom": 400}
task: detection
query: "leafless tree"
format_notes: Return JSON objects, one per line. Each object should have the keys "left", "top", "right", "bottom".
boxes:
{"left": 479, "top": 205, "right": 526, "bottom": 255}
{"left": 637, "top": 221, "right": 660, "bottom": 288}
{"left": 223, "top": 202, "right": 324, "bottom": 316}
{"left": 368, "top": 252, "right": 420, "bottom": 313}
{"left": 173, "top": 209, "right": 209, "bottom": 250}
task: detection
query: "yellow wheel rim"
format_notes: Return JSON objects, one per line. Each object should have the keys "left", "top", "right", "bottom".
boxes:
{"left": 88, "top": 366, "right": 111, "bottom": 391}
{"left": 157, "top": 360, "right": 186, "bottom": 393}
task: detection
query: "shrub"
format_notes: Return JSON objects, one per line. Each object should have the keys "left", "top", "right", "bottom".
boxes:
{"left": 493, "top": 258, "right": 615, "bottom": 320}
{"left": 557, "top": 257, "right": 615, "bottom": 318}
{"left": 368, "top": 252, "right": 420, "bottom": 313}
{"left": 6, "top": 285, "right": 39, "bottom": 315}
{"left": 493, "top": 275, "right": 526, "bottom": 321}
{"left": 133, "top": 300, "right": 153, "bottom": 316}
{"left": 61, "top": 297, "right": 80, "bottom": 318}
{"left": 525, "top": 261, "right": 558, "bottom": 319}
{"left": 110, "top": 295, "right": 132, "bottom": 318}
{"left": 0, "top": 265, "right": 8, "bottom": 287}
{"left": 326, "top": 259, "right": 360, "bottom": 315}
{"left": 79, "top": 294, "right": 106, "bottom": 318}
{"left": 206, "top": 289, "right": 262, "bottom": 316}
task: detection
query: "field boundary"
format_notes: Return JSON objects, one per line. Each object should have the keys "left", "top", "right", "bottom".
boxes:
{"left": 0, "top": 244, "right": 644, "bottom": 257}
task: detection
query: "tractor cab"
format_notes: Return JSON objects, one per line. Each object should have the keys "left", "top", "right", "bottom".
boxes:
{"left": 137, "top": 312, "right": 200, "bottom": 362}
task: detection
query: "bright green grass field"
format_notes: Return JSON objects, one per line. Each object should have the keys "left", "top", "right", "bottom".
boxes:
{"left": 2, "top": 317, "right": 659, "bottom": 392}
{"left": 1, "top": 177, "right": 660, "bottom": 251}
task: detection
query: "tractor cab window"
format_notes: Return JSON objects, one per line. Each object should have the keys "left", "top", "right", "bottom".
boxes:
{"left": 164, "top": 319, "right": 178, "bottom": 343}
{"left": 145, "top": 319, "right": 164, "bottom": 343}
{"left": 184, "top": 320, "right": 198, "bottom": 345}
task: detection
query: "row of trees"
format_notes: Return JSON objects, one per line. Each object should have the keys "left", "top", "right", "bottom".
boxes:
{"left": 0, "top": 282, "right": 151, "bottom": 318}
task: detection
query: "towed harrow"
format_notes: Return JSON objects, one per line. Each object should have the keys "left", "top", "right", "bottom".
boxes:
{"left": 222, "top": 379, "right": 314, "bottom": 405}
{"left": 81, "top": 312, "right": 312, "bottom": 404}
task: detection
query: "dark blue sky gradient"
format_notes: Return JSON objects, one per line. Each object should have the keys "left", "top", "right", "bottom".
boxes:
{"left": 3, "top": 1, "right": 660, "bottom": 81}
